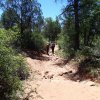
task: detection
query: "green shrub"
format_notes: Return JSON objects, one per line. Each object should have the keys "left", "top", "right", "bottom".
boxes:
{"left": 75, "top": 45, "right": 100, "bottom": 79}
{"left": 20, "top": 29, "right": 46, "bottom": 51}
{"left": 0, "top": 27, "right": 21, "bottom": 50}
{"left": 8, "top": 26, "right": 21, "bottom": 49}
{"left": 78, "top": 57, "right": 100, "bottom": 79}
{"left": 79, "top": 46, "right": 92, "bottom": 57}
{"left": 0, "top": 29, "right": 29, "bottom": 100}
{"left": 0, "top": 46, "right": 20, "bottom": 100}
{"left": 15, "top": 54, "right": 29, "bottom": 80}
{"left": 57, "top": 33, "right": 75, "bottom": 58}
{"left": 57, "top": 33, "right": 65, "bottom": 50}
{"left": 29, "top": 31, "right": 46, "bottom": 51}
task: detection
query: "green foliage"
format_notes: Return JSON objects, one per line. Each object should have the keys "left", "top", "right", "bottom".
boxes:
{"left": 1, "top": 8, "right": 18, "bottom": 29}
{"left": 78, "top": 57, "right": 100, "bottom": 79}
{"left": 44, "top": 17, "right": 61, "bottom": 41}
{"left": 29, "top": 31, "right": 46, "bottom": 51}
{"left": 0, "top": 46, "right": 21, "bottom": 100}
{"left": 78, "top": 46, "right": 92, "bottom": 57}
{"left": 57, "top": 0, "right": 100, "bottom": 79}
{"left": 93, "top": 37, "right": 100, "bottom": 57}
{"left": 60, "top": 0, "right": 100, "bottom": 51}
{"left": 0, "top": 26, "right": 21, "bottom": 50}
{"left": 57, "top": 33, "right": 65, "bottom": 50}
{"left": 55, "top": 50, "right": 68, "bottom": 59}
{"left": 0, "top": 29, "right": 29, "bottom": 100}
{"left": 13, "top": 54, "right": 29, "bottom": 80}
{"left": 75, "top": 42, "right": 100, "bottom": 79}
{"left": 0, "top": 0, "right": 44, "bottom": 50}
{"left": 57, "top": 32, "right": 75, "bottom": 58}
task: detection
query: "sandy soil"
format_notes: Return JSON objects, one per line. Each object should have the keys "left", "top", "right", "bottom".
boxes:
{"left": 20, "top": 47, "right": 100, "bottom": 100}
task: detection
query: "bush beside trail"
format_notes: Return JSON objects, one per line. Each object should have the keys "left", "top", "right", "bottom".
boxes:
{"left": 0, "top": 29, "right": 29, "bottom": 100}
{"left": 57, "top": 40, "right": 100, "bottom": 81}
{"left": 75, "top": 47, "right": 100, "bottom": 81}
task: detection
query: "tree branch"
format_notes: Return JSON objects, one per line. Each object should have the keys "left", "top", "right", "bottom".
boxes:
{"left": 58, "top": 4, "right": 74, "bottom": 17}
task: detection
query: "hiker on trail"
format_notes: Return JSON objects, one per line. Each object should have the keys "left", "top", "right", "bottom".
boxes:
{"left": 46, "top": 42, "right": 50, "bottom": 55}
{"left": 51, "top": 42, "right": 55, "bottom": 54}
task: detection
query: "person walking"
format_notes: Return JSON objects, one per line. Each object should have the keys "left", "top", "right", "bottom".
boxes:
{"left": 51, "top": 42, "right": 55, "bottom": 54}
{"left": 46, "top": 42, "right": 50, "bottom": 55}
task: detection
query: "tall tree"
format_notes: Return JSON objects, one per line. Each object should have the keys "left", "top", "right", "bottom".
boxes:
{"left": 1, "top": 8, "right": 18, "bottom": 29}
{"left": 79, "top": 0, "right": 100, "bottom": 46}
{"left": 73, "top": 0, "right": 80, "bottom": 50}
{"left": 0, "top": 0, "right": 43, "bottom": 48}
{"left": 60, "top": 0, "right": 100, "bottom": 51}
{"left": 44, "top": 17, "right": 61, "bottom": 41}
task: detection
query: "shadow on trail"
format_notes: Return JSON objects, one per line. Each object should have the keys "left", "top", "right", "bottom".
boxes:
{"left": 62, "top": 72, "right": 81, "bottom": 82}
{"left": 62, "top": 57, "right": 100, "bottom": 83}
{"left": 51, "top": 56, "right": 82, "bottom": 82}
{"left": 53, "top": 59, "right": 69, "bottom": 68}
{"left": 23, "top": 50, "right": 50, "bottom": 61}
{"left": 62, "top": 67, "right": 96, "bottom": 82}
{"left": 53, "top": 56, "right": 75, "bottom": 68}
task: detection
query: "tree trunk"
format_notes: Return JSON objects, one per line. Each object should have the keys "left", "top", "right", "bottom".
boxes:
{"left": 84, "top": 28, "right": 88, "bottom": 46}
{"left": 20, "top": 5, "right": 24, "bottom": 48}
{"left": 74, "top": 0, "right": 80, "bottom": 51}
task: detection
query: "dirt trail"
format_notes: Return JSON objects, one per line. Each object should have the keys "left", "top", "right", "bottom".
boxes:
{"left": 20, "top": 47, "right": 100, "bottom": 100}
